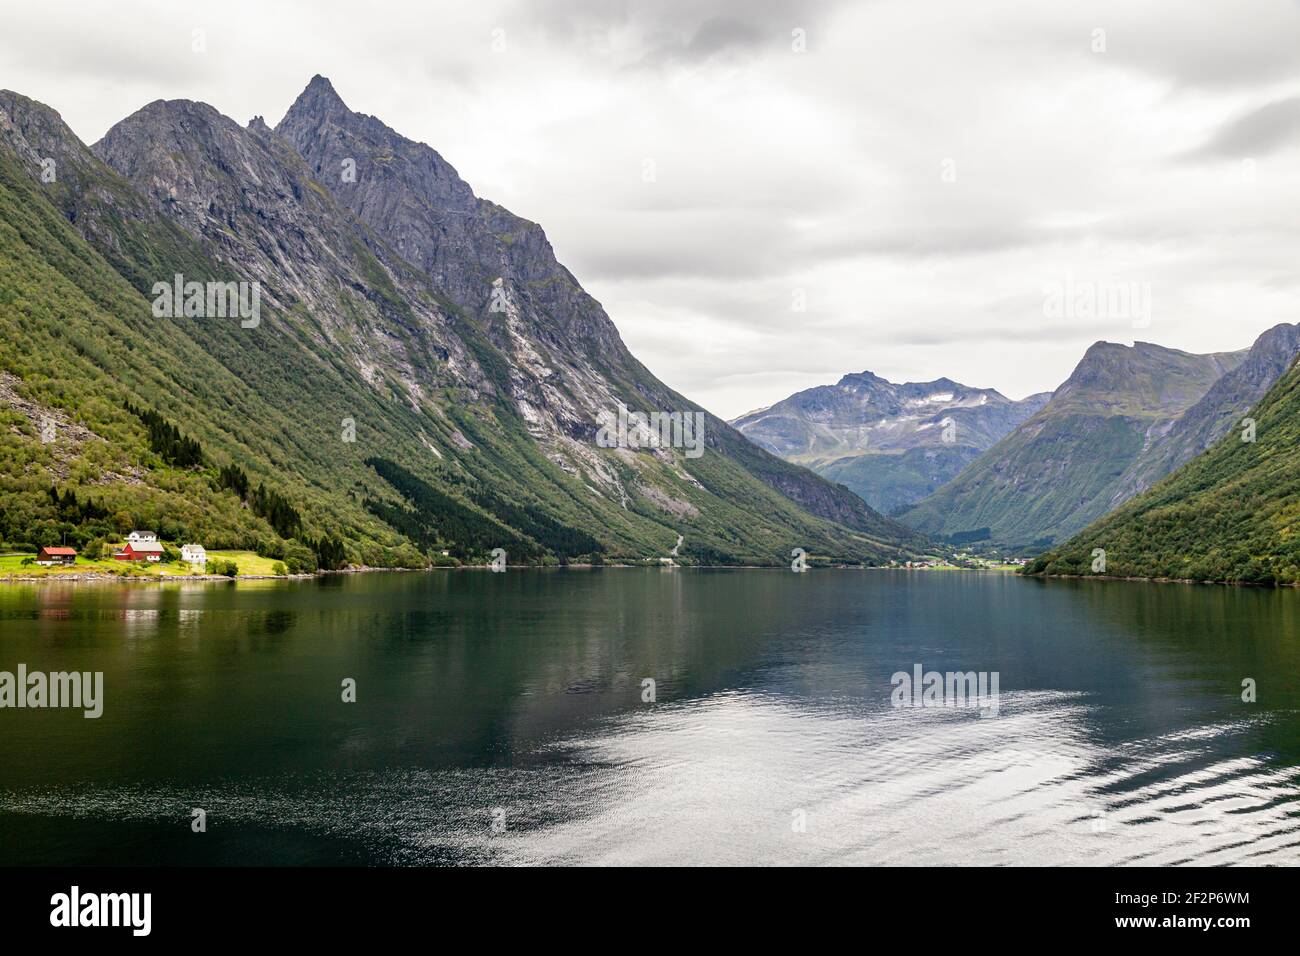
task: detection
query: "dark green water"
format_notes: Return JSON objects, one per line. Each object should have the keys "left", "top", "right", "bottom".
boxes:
{"left": 1, "top": 569, "right": 1298, "bottom": 865}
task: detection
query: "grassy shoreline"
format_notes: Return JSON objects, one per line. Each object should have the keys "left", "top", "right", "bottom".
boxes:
{"left": 0, "top": 549, "right": 286, "bottom": 580}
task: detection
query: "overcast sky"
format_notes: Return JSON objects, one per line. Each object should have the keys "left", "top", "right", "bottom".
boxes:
{"left": 4, "top": 0, "right": 1299, "bottom": 417}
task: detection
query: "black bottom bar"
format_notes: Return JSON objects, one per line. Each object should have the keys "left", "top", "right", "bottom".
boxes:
{"left": 0, "top": 866, "right": 1280, "bottom": 942}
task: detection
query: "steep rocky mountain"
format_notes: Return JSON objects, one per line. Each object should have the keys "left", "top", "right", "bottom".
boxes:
{"left": 0, "top": 80, "right": 923, "bottom": 565}
{"left": 271, "top": 76, "right": 918, "bottom": 551}
{"left": 731, "top": 372, "right": 1049, "bottom": 514}
{"left": 1026, "top": 348, "right": 1300, "bottom": 585}
{"left": 897, "top": 342, "right": 1246, "bottom": 548}
{"left": 1106, "top": 322, "right": 1300, "bottom": 506}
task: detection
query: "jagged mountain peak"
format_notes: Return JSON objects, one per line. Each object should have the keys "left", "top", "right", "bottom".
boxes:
{"left": 1, "top": 89, "right": 104, "bottom": 177}
{"left": 835, "top": 369, "right": 889, "bottom": 388}
{"left": 305, "top": 73, "right": 344, "bottom": 100}
{"left": 828, "top": 370, "right": 1005, "bottom": 404}
{"left": 278, "top": 73, "right": 478, "bottom": 213}
{"left": 275, "top": 75, "right": 621, "bottom": 353}
{"left": 281, "top": 74, "right": 354, "bottom": 127}
{"left": 88, "top": 86, "right": 496, "bottom": 411}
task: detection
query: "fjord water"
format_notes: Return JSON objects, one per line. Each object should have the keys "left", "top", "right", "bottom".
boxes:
{"left": 2, "top": 570, "right": 1298, "bottom": 866}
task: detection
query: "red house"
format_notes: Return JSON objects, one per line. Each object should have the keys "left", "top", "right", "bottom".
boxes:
{"left": 115, "top": 540, "right": 164, "bottom": 562}
{"left": 36, "top": 546, "right": 77, "bottom": 566}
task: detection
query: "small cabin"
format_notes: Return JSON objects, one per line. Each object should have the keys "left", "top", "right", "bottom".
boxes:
{"left": 126, "top": 530, "right": 159, "bottom": 545}
{"left": 36, "top": 546, "right": 77, "bottom": 566}
{"left": 181, "top": 544, "right": 207, "bottom": 566}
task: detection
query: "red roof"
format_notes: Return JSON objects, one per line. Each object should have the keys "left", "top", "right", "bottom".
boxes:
{"left": 41, "top": 547, "right": 77, "bottom": 555}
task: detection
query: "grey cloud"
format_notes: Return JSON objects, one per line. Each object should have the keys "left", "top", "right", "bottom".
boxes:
{"left": 514, "top": 0, "right": 841, "bottom": 65}
{"left": 570, "top": 210, "right": 1046, "bottom": 285}
{"left": 1033, "top": 3, "right": 1300, "bottom": 90}
{"left": 885, "top": 322, "right": 1122, "bottom": 348}
{"left": 806, "top": 222, "right": 1048, "bottom": 261}
{"left": 1185, "top": 96, "right": 1300, "bottom": 160}
{"left": 1263, "top": 272, "right": 1300, "bottom": 290}
{"left": 2, "top": 17, "right": 206, "bottom": 89}
{"left": 685, "top": 18, "right": 767, "bottom": 60}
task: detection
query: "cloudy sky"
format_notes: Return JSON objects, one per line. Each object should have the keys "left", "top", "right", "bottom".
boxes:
{"left": 4, "top": 0, "right": 1299, "bottom": 418}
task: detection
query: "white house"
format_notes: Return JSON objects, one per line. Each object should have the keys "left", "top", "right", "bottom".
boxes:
{"left": 181, "top": 544, "right": 207, "bottom": 567}
{"left": 126, "top": 530, "right": 159, "bottom": 545}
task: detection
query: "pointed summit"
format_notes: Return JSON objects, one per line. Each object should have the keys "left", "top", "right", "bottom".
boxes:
{"left": 306, "top": 74, "right": 342, "bottom": 98}
{"left": 284, "top": 74, "right": 349, "bottom": 122}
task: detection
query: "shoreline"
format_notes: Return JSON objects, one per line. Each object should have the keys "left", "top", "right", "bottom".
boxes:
{"left": 0, "top": 571, "right": 317, "bottom": 583}
{"left": 0, "top": 563, "right": 1025, "bottom": 585}
{"left": 4, "top": 567, "right": 1286, "bottom": 589}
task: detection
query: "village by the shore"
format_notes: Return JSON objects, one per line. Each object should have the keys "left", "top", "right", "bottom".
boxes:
{"left": 0, "top": 530, "right": 296, "bottom": 581}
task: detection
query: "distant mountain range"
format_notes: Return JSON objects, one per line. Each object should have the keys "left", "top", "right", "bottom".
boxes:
{"left": 739, "top": 328, "right": 1300, "bottom": 554}
{"left": 730, "top": 373, "right": 1050, "bottom": 515}
{"left": 0, "top": 77, "right": 925, "bottom": 567}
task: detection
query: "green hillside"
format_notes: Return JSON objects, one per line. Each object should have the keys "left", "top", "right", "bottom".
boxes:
{"left": 1025, "top": 356, "right": 1300, "bottom": 585}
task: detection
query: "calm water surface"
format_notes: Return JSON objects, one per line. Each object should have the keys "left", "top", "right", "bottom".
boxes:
{"left": 2, "top": 569, "right": 1299, "bottom": 865}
